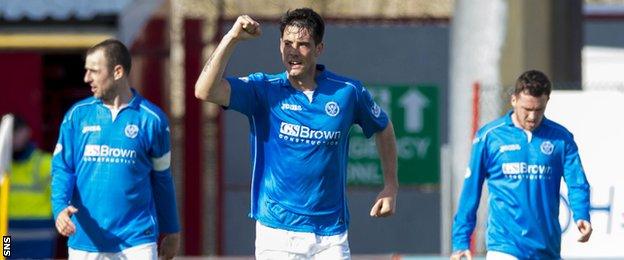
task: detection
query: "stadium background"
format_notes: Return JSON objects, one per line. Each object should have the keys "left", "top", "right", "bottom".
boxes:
{"left": 1, "top": 0, "right": 624, "bottom": 258}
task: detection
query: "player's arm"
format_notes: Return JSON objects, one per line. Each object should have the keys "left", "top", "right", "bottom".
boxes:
{"left": 562, "top": 137, "right": 592, "bottom": 242}
{"left": 149, "top": 118, "right": 181, "bottom": 258}
{"left": 451, "top": 135, "right": 488, "bottom": 253}
{"left": 370, "top": 122, "right": 398, "bottom": 217}
{"left": 150, "top": 165, "right": 179, "bottom": 234}
{"left": 149, "top": 119, "right": 180, "bottom": 232}
{"left": 159, "top": 232, "right": 180, "bottom": 259}
{"left": 194, "top": 15, "right": 261, "bottom": 106}
{"left": 51, "top": 116, "right": 78, "bottom": 236}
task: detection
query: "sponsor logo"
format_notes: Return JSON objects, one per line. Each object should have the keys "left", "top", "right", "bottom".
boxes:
{"left": 499, "top": 144, "right": 521, "bottom": 153}
{"left": 372, "top": 102, "right": 381, "bottom": 118}
{"left": 325, "top": 101, "right": 340, "bottom": 117}
{"left": 83, "top": 144, "right": 137, "bottom": 164}
{"left": 82, "top": 125, "right": 101, "bottom": 134}
{"left": 464, "top": 167, "right": 471, "bottom": 179}
{"left": 279, "top": 121, "right": 341, "bottom": 145}
{"left": 84, "top": 145, "right": 137, "bottom": 158}
{"left": 501, "top": 162, "right": 552, "bottom": 180}
{"left": 124, "top": 124, "right": 139, "bottom": 139}
{"left": 540, "top": 141, "right": 554, "bottom": 155}
{"left": 281, "top": 103, "right": 302, "bottom": 111}
{"left": 238, "top": 76, "right": 249, "bottom": 83}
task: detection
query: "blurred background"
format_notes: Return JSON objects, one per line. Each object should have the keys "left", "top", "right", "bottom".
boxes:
{"left": 0, "top": 0, "right": 623, "bottom": 259}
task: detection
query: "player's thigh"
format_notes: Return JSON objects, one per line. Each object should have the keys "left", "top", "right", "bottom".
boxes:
{"left": 256, "top": 249, "right": 310, "bottom": 260}
{"left": 68, "top": 248, "right": 112, "bottom": 260}
{"left": 312, "top": 243, "right": 350, "bottom": 260}
{"left": 312, "top": 231, "right": 350, "bottom": 260}
{"left": 255, "top": 222, "right": 315, "bottom": 259}
{"left": 486, "top": 250, "right": 519, "bottom": 260}
{"left": 118, "top": 242, "right": 157, "bottom": 260}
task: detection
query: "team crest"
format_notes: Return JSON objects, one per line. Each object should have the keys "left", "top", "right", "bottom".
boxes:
{"left": 371, "top": 103, "right": 381, "bottom": 118}
{"left": 124, "top": 124, "right": 139, "bottom": 139}
{"left": 325, "top": 101, "right": 340, "bottom": 117}
{"left": 540, "top": 141, "right": 554, "bottom": 155}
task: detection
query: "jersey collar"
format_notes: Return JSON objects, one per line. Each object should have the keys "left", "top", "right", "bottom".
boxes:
{"left": 505, "top": 109, "right": 549, "bottom": 131}
{"left": 280, "top": 64, "right": 328, "bottom": 86}
{"left": 127, "top": 88, "right": 142, "bottom": 110}
{"left": 95, "top": 88, "right": 142, "bottom": 110}
{"left": 504, "top": 110, "right": 515, "bottom": 126}
{"left": 315, "top": 64, "right": 328, "bottom": 81}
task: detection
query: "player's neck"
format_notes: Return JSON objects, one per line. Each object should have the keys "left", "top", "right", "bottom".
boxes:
{"left": 511, "top": 112, "right": 523, "bottom": 129}
{"left": 103, "top": 84, "right": 133, "bottom": 109}
{"left": 288, "top": 69, "right": 319, "bottom": 91}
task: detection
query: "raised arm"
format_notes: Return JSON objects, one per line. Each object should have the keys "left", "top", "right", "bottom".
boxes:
{"left": 370, "top": 122, "right": 398, "bottom": 217}
{"left": 194, "top": 15, "right": 261, "bottom": 106}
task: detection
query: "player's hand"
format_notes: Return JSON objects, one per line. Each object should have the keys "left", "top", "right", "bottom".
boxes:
{"left": 576, "top": 219, "right": 592, "bottom": 242}
{"left": 55, "top": 205, "right": 78, "bottom": 237}
{"left": 450, "top": 250, "right": 472, "bottom": 260}
{"left": 226, "top": 15, "right": 261, "bottom": 41}
{"left": 370, "top": 184, "right": 397, "bottom": 217}
{"left": 159, "top": 232, "right": 180, "bottom": 259}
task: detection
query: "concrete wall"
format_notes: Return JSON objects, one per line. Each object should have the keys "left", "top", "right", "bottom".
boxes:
{"left": 221, "top": 21, "right": 449, "bottom": 255}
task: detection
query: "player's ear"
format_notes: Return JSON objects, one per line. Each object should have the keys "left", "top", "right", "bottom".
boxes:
{"left": 315, "top": 42, "right": 324, "bottom": 57}
{"left": 113, "top": 65, "right": 124, "bottom": 80}
{"left": 510, "top": 94, "right": 517, "bottom": 107}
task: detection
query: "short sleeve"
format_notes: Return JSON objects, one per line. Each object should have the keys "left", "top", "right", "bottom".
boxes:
{"left": 225, "top": 73, "right": 268, "bottom": 117}
{"left": 354, "top": 85, "right": 389, "bottom": 138}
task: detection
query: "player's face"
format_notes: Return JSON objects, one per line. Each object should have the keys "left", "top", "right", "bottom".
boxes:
{"left": 511, "top": 91, "right": 549, "bottom": 131}
{"left": 84, "top": 49, "right": 117, "bottom": 101}
{"left": 280, "top": 25, "right": 323, "bottom": 80}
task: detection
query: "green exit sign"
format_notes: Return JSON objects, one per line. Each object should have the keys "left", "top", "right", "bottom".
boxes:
{"left": 348, "top": 85, "right": 440, "bottom": 185}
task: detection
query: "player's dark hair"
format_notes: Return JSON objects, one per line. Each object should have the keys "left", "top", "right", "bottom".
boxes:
{"left": 514, "top": 70, "right": 552, "bottom": 97}
{"left": 280, "top": 8, "right": 325, "bottom": 44}
{"left": 86, "top": 39, "right": 132, "bottom": 74}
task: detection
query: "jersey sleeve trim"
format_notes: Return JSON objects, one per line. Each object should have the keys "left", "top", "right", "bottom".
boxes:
{"left": 152, "top": 151, "right": 171, "bottom": 171}
{"left": 325, "top": 77, "right": 360, "bottom": 103}
{"left": 139, "top": 104, "right": 163, "bottom": 124}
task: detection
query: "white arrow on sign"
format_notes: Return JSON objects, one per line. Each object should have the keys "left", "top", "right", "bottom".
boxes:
{"left": 399, "top": 89, "right": 429, "bottom": 133}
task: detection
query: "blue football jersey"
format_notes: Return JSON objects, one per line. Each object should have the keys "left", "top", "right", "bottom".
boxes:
{"left": 226, "top": 65, "right": 389, "bottom": 235}
{"left": 452, "top": 111, "right": 590, "bottom": 259}
{"left": 51, "top": 89, "right": 180, "bottom": 252}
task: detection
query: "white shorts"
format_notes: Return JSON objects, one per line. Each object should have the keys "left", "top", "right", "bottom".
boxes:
{"left": 255, "top": 222, "right": 351, "bottom": 260}
{"left": 486, "top": 250, "right": 519, "bottom": 260}
{"left": 68, "top": 242, "right": 157, "bottom": 260}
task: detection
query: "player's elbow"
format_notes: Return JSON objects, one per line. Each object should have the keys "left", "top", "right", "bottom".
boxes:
{"left": 194, "top": 81, "right": 212, "bottom": 101}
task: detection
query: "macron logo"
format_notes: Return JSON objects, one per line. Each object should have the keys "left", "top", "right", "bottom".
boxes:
{"left": 82, "top": 125, "right": 101, "bottom": 134}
